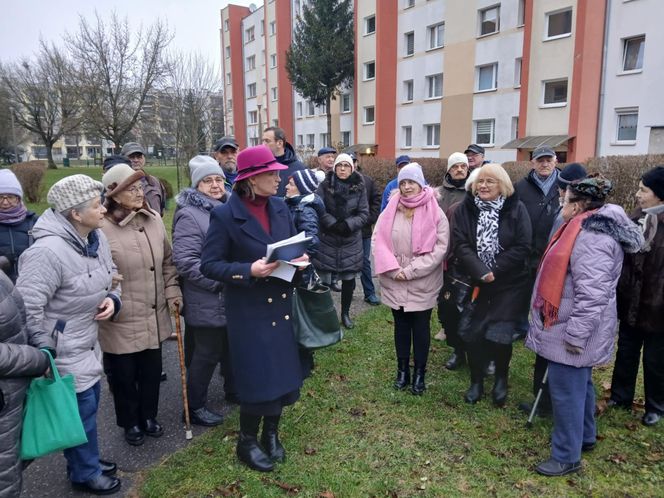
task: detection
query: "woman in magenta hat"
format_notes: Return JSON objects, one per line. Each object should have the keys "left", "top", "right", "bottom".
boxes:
{"left": 201, "top": 145, "right": 308, "bottom": 473}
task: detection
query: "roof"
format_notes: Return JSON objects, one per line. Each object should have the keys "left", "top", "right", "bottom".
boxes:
{"left": 502, "top": 135, "right": 572, "bottom": 150}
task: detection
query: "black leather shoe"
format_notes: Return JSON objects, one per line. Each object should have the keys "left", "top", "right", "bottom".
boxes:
{"left": 99, "top": 460, "right": 117, "bottom": 476}
{"left": 492, "top": 376, "right": 508, "bottom": 407}
{"left": 642, "top": 412, "right": 661, "bottom": 426}
{"left": 72, "top": 474, "right": 121, "bottom": 495}
{"left": 445, "top": 352, "right": 465, "bottom": 371}
{"left": 581, "top": 441, "right": 596, "bottom": 452}
{"left": 465, "top": 383, "right": 484, "bottom": 404}
{"left": 607, "top": 399, "right": 631, "bottom": 410}
{"left": 411, "top": 367, "right": 426, "bottom": 395}
{"left": 330, "top": 281, "right": 342, "bottom": 292}
{"left": 236, "top": 433, "right": 274, "bottom": 472}
{"left": 393, "top": 360, "right": 410, "bottom": 390}
{"left": 364, "top": 295, "right": 380, "bottom": 306}
{"left": 535, "top": 458, "right": 580, "bottom": 476}
{"left": 124, "top": 426, "right": 144, "bottom": 446}
{"left": 143, "top": 418, "right": 164, "bottom": 437}
{"left": 341, "top": 313, "right": 354, "bottom": 329}
{"left": 261, "top": 430, "right": 286, "bottom": 463}
{"left": 188, "top": 407, "right": 224, "bottom": 427}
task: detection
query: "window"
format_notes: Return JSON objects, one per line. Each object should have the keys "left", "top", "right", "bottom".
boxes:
{"left": 224, "top": 19, "right": 230, "bottom": 32}
{"left": 272, "top": 119, "right": 278, "bottom": 127}
{"left": 247, "top": 83, "right": 257, "bottom": 98}
{"left": 364, "top": 15, "right": 376, "bottom": 35}
{"left": 319, "top": 133, "right": 328, "bottom": 147}
{"left": 225, "top": 46, "right": 231, "bottom": 58}
{"left": 341, "top": 93, "right": 351, "bottom": 113}
{"left": 248, "top": 111, "right": 258, "bottom": 124}
{"left": 306, "top": 134, "right": 315, "bottom": 147}
{"left": 479, "top": 5, "right": 500, "bottom": 36}
{"left": 246, "top": 55, "right": 256, "bottom": 71}
{"left": 319, "top": 102, "right": 327, "bottom": 115}
{"left": 307, "top": 100, "right": 315, "bottom": 116}
{"left": 404, "top": 79, "right": 414, "bottom": 102}
{"left": 245, "top": 26, "right": 255, "bottom": 43}
{"left": 477, "top": 63, "right": 498, "bottom": 91}
{"left": 229, "top": 125, "right": 234, "bottom": 135}
{"left": 227, "top": 99, "right": 232, "bottom": 111}
{"left": 341, "top": 131, "right": 351, "bottom": 147}
{"left": 425, "top": 124, "right": 440, "bottom": 147}
{"left": 297, "top": 134, "right": 303, "bottom": 146}
{"left": 405, "top": 31, "right": 415, "bottom": 56}
{"left": 428, "top": 23, "right": 444, "bottom": 49}
{"left": 545, "top": 8, "right": 573, "bottom": 39}
{"left": 543, "top": 79, "right": 568, "bottom": 106}
{"left": 517, "top": 0, "right": 525, "bottom": 26}
{"left": 405, "top": 0, "right": 415, "bottom": 8}
{"left": 475, "top": 119, "right": 495, "bottom": 145}
{"left": 271, "top": 87, "right": 278, "bottom": 101}
{"left": 226, "top": 72, "right": 232, "bottom": 85}
{"left": 270, "top": 21, "right": 276, "bottom": 36}
{"left": 260, "top": 22, "right": 264, "bottom": 36}
{"left": 364, "top": 61, "right": 376, "bottom": 80}
{"left": 514, "top": 58, "right": 522, "bottom": 87}
{"left": 296, "top": 102, "right": 303, "bottom": 117}
{"left": 364, "top": 106, "right": 375, "bottom": 124}
{"left": 249, "top": 137, "right": 259, "bottom": 146}
{"left": 270, "top": 54, "right": 277, "bottom": 68}
{"left": 403, "top": 126, "right": 412, "bottom": 148}
{"left": 511, "top": 116, "right": 519, "bottom": 140}
{"left": 622, "top": 36, "right": 645, "bottom": 72}
{"left": 425, "top": 73, "right": 443, "bottom": 99}
{"left": 616, "top": 109, "right": 638, "bottom": 142}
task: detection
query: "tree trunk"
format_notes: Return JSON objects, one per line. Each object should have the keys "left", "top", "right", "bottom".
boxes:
{"left": 46, "top": 143, "right": 57, "bottom": 169}
{"left": 326, "top": 94, "right": 332, "bottom": 149}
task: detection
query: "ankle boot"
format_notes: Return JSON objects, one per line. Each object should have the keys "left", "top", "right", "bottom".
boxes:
{"left": 464, "top": 343, "right": 485, "bottom": 404}
{"left": 341, "top": 312, "right": 354, "bottom": 329}
{"left": 340, "top": 280, "right": 355, "bottom": 329}
{"left": 393, "top": 358, "right": 410, "bottom": 390}
{"left": 411, "top": 365, "right": 426, "bottom": 395}
{"left": 260, "top": 416, "right": 285, "bottom": 463}
{"left": 491, "top": 343, "right": 512, "bottom": 407}
{"left": 445, "top": 348, "right": 466, "bottom": 370}
{"left": 237, "top": 413, "right": 273, "bottom": 472}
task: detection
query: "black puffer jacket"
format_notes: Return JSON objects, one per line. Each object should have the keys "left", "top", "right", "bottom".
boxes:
{"left": 0, "top": 271, "right": 49, "bottom": 498}
{"left": 285, "top": 193, "right": 325, "bottom": 257}
{"left": 314, "top": 171, "right": 369, "bottom": 273}
{"left": 0, "top": 212, "right": 37, "bottom": 283}
{"left": 360, "top": 172, "right": 381, "bottom": 239}
{"left": 275, "top": 142, "right": 306, "bottom": 197}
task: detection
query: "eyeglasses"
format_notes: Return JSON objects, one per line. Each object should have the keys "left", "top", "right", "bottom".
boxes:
{"left": 0, "top": 195, "right": 19, "bottom": 203}
{"left": 477, "top": 179, "right": 498, "bottom": 186}
{"left": 201, "top": 177, "right": 225, "bottom": 185}
{"left": 336, "top": 163, "right": 352, "bottom": 170}
{"left": 126, "top": 184, "right": 144, "bottom": 195}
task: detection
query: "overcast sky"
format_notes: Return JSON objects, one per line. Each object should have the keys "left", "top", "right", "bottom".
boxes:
{"left": 1, "top": 0, "right": 257, "bottom": 70}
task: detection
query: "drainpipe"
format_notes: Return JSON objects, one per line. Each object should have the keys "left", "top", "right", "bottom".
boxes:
{"left": 595, "top": 0, "right": 612, "bottom": 160}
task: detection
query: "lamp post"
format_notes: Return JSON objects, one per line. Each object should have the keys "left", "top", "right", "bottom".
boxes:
{"left": 9, "top": 107, "right": 19, "bottom": 162}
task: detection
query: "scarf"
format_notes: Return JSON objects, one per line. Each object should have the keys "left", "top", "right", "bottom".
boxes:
{"left": 531, "top": 169, "right": 558, "bottom": 195}
{"left": 0, "top": 203, "right": 28, "bottom": 225}
{"left": 534, "top": 209, "right": 597, "bottom": 328}
{"left": 474, "top": 196, "right": 505, "bottom": 269}
{"left": 640, "top": 204, "right": 664, "bottom": 252}
{"left": 374, "top": 187, "right": 440, "bottom": 275}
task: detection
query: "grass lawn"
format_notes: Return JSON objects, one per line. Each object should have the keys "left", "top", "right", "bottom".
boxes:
{"left": 139, "top": 306, "right": 663, "bottom": 497}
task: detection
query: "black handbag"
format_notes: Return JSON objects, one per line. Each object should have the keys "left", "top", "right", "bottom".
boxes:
{"left": 440, "top": 262, "right": 474, "bottom": 310}
{"left": 456, "top": 286, "right": 489, "bottom": 344}
{"left": 292, "top": 281, "right": 343, "bottom": 350}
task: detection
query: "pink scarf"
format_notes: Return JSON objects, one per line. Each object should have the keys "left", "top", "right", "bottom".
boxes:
{"left": 374, "top": 187, "right": 440, "bottom": 274}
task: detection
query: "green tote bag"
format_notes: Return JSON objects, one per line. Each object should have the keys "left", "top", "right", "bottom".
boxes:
{"left": 293, "top": 283, "right": 343, "bottom": 350}
{"left": 20, "top": 350, "right": 87, "bottom": 460}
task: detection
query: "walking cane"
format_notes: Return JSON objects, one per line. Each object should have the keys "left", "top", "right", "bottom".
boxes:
{"left": 526, "top": 365, "right": 549, "bottom": 429}
{"left": 174, "top": 303, "right": 193, "bottom": 440}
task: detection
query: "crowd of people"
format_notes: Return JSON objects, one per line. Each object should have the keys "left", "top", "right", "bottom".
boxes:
{"left": 0, "top": 128, "right": 662, "bottom": 495}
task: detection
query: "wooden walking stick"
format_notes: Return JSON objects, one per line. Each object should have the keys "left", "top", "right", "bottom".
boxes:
{"left": 174, "top": 303, "right": 193, "bottom": 440}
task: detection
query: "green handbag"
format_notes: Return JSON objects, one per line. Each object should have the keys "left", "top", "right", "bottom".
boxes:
{"left": 292, "top": 283, "right": 343, "bottom": 350}
{"left": 20, "top": 350, "right": 88, "bottom": 460}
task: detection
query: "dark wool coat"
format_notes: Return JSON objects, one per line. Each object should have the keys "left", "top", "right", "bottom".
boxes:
{"left": 360, "top": 172, "right": 381, "bottom": 239}
{"left": 0, "top": 212, "right": 37, "bottom": 283}
{"left": 437, "top": 175, "right": 467, "bottom": 219}
{"left": 617, "top": 209, "right": 664, "bottom": 334}
{"left": 200, "top": 194, "right": 302, "bottom": 404}
{"left": 0, "top": 272, "right": 48, "bottom": 498}
{"left": 452, "top": 191, "right": 533, "bottom": 322}
{"left": 275, "top": 143, "right": 306, "bottom": 197}
{"left": 285, "top": 193, "right": 325, "bottom": 257}
{"left": 314, "top": 171, "right": 369, "bottom": 273}
{"left": 172, "top": 188, "right": 226, "bottom": 328}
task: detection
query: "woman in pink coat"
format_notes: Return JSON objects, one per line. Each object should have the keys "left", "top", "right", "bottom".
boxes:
{"left": 372, "top": 163, "right": 449, "bottom": 395}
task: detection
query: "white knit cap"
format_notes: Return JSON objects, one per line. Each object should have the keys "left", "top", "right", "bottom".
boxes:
{"left": 447, "top": 152, "right": 469, "bottom": 171}
{"left": 0, "top": 169, "right": 23, "bottom": 198}
{"left": 189, "top": 155, "right": 225, "bottom": 187}
{"left": 334, "top": 153, "right": 355, "bottom": 171}
{"left": 47, "top": 174, "right": 103, "bottom": 212}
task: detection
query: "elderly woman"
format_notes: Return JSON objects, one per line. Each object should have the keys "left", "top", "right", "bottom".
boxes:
{"left": 373, "top": 163, "right": 449, "bottom": 395}
{"left": 453, "top": 164, "right": 531, "bottom": 407}
{"left": 99, "top": 164, "right": 182, "bottom": 447}
{"left": 18, "top": 175, "right": 121, "bottom": 495}
{"left": 0, "top": 169, "right": 37, "bottom": 283}
{"left": 527, "top": 177, "right": 643, "bottom": 476}
{"left": 201, "top": 145, "right": 307, "bottom": 473}
{"left": 611, "top": 166, "right": 664, "bottom": 427}
{"left": 314, "top": 153, "right": 369, "bottom": 329}
{"left": 172, "top": 155, "right": 231, "bottom": 426}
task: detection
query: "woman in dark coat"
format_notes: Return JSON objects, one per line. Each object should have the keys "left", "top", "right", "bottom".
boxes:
{"left": 611, "top": 166, "right": 664, "bottom": 427}
{"left": 314, "top": 153, "right": 369, "bottom": 329}
{"left": 453, "top": 163, "right": 531, "bottom": 407}
{"left": 201, "top": 145, "right": 307, "bottom": 473}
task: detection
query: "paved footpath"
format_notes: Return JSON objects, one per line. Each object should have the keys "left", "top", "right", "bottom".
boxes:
{"left": 21, "top": 285, "right": 373, "bottom": 497}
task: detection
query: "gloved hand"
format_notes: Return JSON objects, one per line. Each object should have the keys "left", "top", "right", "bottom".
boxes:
{"left": 564, "top": 341, "right": 583, "bottom": 355}
{"left": 334, "top": 221, "right": 351, "bottom": 236}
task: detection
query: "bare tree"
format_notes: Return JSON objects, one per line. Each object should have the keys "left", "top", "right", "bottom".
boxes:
{"left": 0, "top": 43, "right": 84, "bottom": 168}
{"left": 66, "top": 12, "right": 173, "bottom": 153}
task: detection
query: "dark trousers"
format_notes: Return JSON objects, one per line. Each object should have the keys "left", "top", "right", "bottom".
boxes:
{"left": 392, "top": 308, "right": 432, "bottom": 366}
{"left": 548, "top": 361, "right": 596, "bottom": 464}
{"left": 437, "top": 293, "right": 463, "bottom": 351}
{"left": 104, "top": 348, "right": 162, "bottom": 428}
{"left": 360, "top": 237, "right": 376, "bottom": 298}
{"left": 532, "top": 354, "right": 552, "bottom": 411}
{"left": 611, "top": 324, "right": 664, "bottom": 414}
{"left": 65, "top": 382, "right": 101, "bottom": 483}
{"left": 187, "top": 325, "right": 230, "bottom": 410}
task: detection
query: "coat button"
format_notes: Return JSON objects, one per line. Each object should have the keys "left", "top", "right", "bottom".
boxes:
{"left": 272, "top": 321, "right": 276, "bottom": 326}
{"left": 150, "top": 266, "right": 155, "bottom": 271}
{"left": 152, "top": 305, "right": 156, "bottom": 309}
{"left": 139, "top": 227, "right": 145, "bottom": 232}
{"left": 268, "top": 298, "right": 273, "bottom": 303}
{"left": 284, "top": 315, "right": 290, "bottom": 320}
{"left": 281, "top": 293, "right": 287, "bottom": 299}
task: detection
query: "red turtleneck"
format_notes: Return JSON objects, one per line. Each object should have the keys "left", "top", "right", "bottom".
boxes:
{"left": 241, "top": 195, "right": 271, "bottom": 234}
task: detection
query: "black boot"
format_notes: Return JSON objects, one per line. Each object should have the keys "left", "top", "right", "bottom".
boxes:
{"left": 260, "top": 415, "right": 285, "bottom": 463}
{"left": 393, "top": 358, "right": 410, "bottom": 390}
{"left": 465, "top": 343, "right": 485, "bottom": 404}
{"left": 236, "top": 413, "right": 273, "bottom": 472}
{"left": 340, "top": 279, "right": 355, "bottom": 329}
{"left": 492, "top": 343, "right": 513, "bottom": 407}
{"left": 445, "top": 348, "right": 466, "bottom": 370}
{"left": 411, "top": 365, "right": 426, "bottom": 395}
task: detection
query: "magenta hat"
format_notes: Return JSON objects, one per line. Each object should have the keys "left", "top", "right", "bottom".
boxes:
{"left": 235, "top": 145, "right": 287, "bottom": 182}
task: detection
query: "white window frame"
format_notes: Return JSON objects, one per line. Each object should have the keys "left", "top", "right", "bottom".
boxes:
{"left": 306, "top": 134, "right": 315, "bottom": 148}
{"left": 270, "top": 54, "right": 277, "bottom": 68}
{"left": 226, "top": 72, "right": 232, "bottom": 85}
{"left": 307, "top": 100, "right": 315, "bottom": 116}
{"left": 225, "top": 46, "right": 231, "bottom": 59}
{"left": 621, "top": 35, "right": 645, "bottom": 73}
{"left": 245, "top": 26, "right": 255, "bottom": 43}
{"left": 424, "top": 123, "right": 440, "bottom": 147}
{"left": 318, "top": 102, "right": 327, "bottom": 115}
{"left": 269, "top": 21, "right": 276, "bottom": 36}
{"left": 517, "top": 0, "right": 525, "bottom": 27}
{"left": 511, "top": 116, "right": 519, "bottom": 140}
{"left": 476, "top": 63, "right": 498, "bottom": 92}
{"left": 542, "top": 78, "right": 568, "bottom": 107}
{"left": 514, "top": 58, "right": 522, "bottom": 88}
{"left": 227, "top": 99, "right": 232, "bottom": 111}
{"left": 297, "top": 134, "right": 304, "bottom": 147}
{"left": 427, "top": 22, "right": 444, "bottom": 50}
{"left": 364, "top": 15, "right": 376, "bottom": 35}
{"left": 246, "top": 55, "right": 256, "bottom": 71}
{"left": 248, "top": 110, "right": 258, "bottom": 125}
{"left": 296, "top": 102, "right": 303, "bottom": 118}
{"left": 425, "top": 73, "right": 443, "bottom": 99}
{"left": 341, "top": 131, "right": 351, "bottom": 147}
{"left": 319, "top": 133, "right": 328, "bottom": 147}
{"left": 402, "top": 126, "right": 412, "bottom": 148}
{"left": 271, "top": 87, "right": 278, "bottom": 101}
{"left": 247, "top": 83, "right": 257, "bottom": 98}
{"left": 614, "top": 108, "right": 638, "bottom": 144}
{"left": 404, "top": 0, "right": 415, "bottom": 9}
{"left": 224, "top": 19, "right": 230, "bottom": 32}
{"left": 478, "top": 5, "right": 500, "bottom": 37}
{"left": 544, "top": 8, "right": 573, "bottom": 41}
{"left": 341, "top": 93, "right": 351, "bottom": 113}
{"left": 364, "top": 106, "right": 375, "bottom": 125}
{"left": 363, "top": 61, "right": 376, "bottom": 81}
{"left": 474, "top": 119, "right": 495, "bottom": 146}
{"left": 403, "top": 79, "right": 414, "bottom": 103}
{"left": 404, "top": 31, "right": 415, "bottom": 56}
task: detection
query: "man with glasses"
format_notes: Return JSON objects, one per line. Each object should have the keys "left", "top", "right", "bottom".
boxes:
{"left": 212, "top": 136, "right": 239, "bottom": 189}
{"left": 120, "top": 142, "right": 167, "bottom": 216}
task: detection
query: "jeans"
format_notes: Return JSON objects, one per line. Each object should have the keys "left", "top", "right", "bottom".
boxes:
{"left": 65, "top": 382, "right": 101, "bottom": 483}
{"left": 392, "top": 308, "right": 432, "bottom": 366}
{"left": 360, "top": 237, "right": 376, "bottom": 298}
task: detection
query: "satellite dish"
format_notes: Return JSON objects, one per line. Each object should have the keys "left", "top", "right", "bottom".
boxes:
{"left": 249, "top": 3, "right": 257, "bottom": 12}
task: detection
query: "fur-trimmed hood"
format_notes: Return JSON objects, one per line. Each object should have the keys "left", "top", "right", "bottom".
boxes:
{"left": 175, "top": 187, "right": 225, "bottom": 212}
{"left": 582, "top": 203, "right": 644, "bottom": 254}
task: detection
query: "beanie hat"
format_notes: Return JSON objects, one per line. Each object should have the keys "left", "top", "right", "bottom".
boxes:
{"left": 398, "top": 162, "right": 426, "bottom": 188}
{"left": 0, "top": 169, "right": 23, "bottom": 198}
{"left": 334, "top": 153, "right": 355, "bottom": 171}
{"left": 189, "top": 155, "right": 225, "bottom": 187}
{"left": 103, "top": 154, "right": 131, "bottom": 172}
{"left": 447, "top": 152, "right": 469, "bottom": 172}
{"left": 557, "top": 162, "right": 587, "bottom": 189}
{"left": 291, "top": 169, "right": 321, "bottom": 195}
{"left": 642, "top": 166, "right": 664, "bottom": 201}
{"left": 47, "top": 174, "right": 103, "bottom": 213}
{"left": 101, "top": 163, "right": 145, "bottom": 198}
{"left": 569, "top": 174, "right": 613, "bottom": 201}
